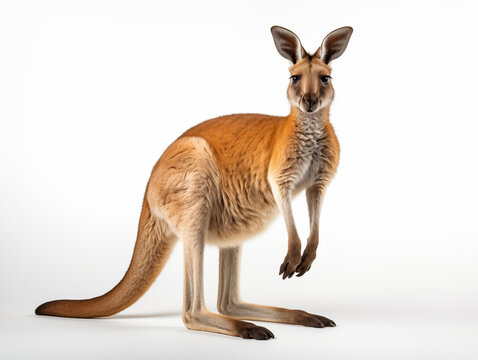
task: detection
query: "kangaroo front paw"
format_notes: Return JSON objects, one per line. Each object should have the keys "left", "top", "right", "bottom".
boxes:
{"left": 279, "top": 251, "right": 302, "bottom": 279}
{"left": 295, "top": 245, "right": 317, "bottom": 277}
{"left": 238, "top": 323, "right": 275, "bottom": 340}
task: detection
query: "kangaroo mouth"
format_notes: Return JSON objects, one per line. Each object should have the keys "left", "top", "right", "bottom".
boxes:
{"left": 300, "top": 99, "right": 320, "bottom": 113}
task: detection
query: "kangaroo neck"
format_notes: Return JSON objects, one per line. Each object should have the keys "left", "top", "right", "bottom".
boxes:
{"left": 288, "top": 106, "right": 329, "bottom": 132}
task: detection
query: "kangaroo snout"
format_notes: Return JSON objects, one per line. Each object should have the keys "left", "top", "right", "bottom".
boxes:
{"left": 302, "top": 94, "right": 319, "bottom": 112}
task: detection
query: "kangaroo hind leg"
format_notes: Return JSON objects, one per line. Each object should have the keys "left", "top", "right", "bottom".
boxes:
{"left": 154, "top": 136, "right": 274, "bottom": 339}
{"left": 180, "top": 227, "right": 273, "bottom": 339}
{"left": 217, "top": 245, "right": 335, "bottom": 328}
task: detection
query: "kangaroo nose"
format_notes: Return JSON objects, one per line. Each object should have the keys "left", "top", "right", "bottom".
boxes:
{"left": 302, "top": 95, "right": 318, "bottom": 105}
{"left": 302, "top": 95, "right": 318, "bottom": 112}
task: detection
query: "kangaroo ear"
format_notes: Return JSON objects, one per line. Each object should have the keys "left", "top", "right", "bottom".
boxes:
{"left": 315, "top": 26, "right": 353, "bottom": 64}
{"left": 271, "top": 26, "right": 307, "bottom": 64}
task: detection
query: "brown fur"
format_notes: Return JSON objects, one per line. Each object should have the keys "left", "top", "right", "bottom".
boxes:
{"left": 36, "top": 25, "right": 352, "bottom": 340}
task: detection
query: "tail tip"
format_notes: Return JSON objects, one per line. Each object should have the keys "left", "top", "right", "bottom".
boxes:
{"left": 35, "top": 304, "right": 44, "bottom": 315}
{"left": 35, "top": 302, "right": 50, "bottom": 316}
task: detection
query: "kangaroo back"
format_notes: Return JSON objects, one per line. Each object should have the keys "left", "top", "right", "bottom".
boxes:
{"left": 35, "top": 196, "right": 177, "bottom": 318}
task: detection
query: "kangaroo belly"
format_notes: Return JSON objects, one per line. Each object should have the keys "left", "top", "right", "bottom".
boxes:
{"left": 206, "top": 175, "right": 279, "bottom": 247}
{"left": 178, "top": 115, "right": 284, "bottom": 247}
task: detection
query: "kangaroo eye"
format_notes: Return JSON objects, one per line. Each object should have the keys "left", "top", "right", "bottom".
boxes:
{"left": 320, "top": 75, "right": 331, "bottom": 84}
{"left": 291, "top": 75, "right": 300, "bottom": 84}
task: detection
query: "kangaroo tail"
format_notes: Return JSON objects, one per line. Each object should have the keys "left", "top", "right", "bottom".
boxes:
{"left": 35, "top": 197, "right": 176, "bottom": 318}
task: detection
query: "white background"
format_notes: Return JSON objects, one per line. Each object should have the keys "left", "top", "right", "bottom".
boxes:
{"left": 1, "top": 0, "right": 477, "bottom": 359}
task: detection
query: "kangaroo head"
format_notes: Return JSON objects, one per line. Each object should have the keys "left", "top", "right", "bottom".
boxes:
{"left": 271, "top": 26, "right": 353, "bottom": 114}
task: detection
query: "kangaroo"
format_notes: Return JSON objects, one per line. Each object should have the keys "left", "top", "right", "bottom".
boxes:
{"left": 35, "top": 25, "right": 353, "bottom": 340}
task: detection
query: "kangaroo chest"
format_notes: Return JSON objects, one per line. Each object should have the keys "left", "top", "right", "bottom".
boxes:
{"left": 287, "top": 118, "right": 334, "bottom": 192}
